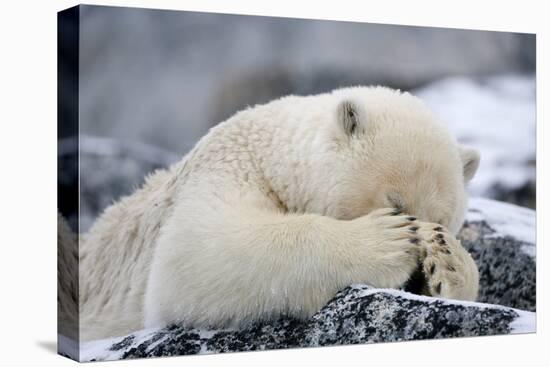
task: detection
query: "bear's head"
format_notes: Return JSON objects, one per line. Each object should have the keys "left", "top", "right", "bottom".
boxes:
{"left": 307, "top": 87, "right": 480, "bottom": 234}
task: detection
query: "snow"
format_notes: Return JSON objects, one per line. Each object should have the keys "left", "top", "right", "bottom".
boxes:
{"left": 467, "top": 197, "right": 536, "bottom": 256}
{"left": 509, "top": 310, "right": 537, "bottom": 334}
{"left": 79, "top": 337, "right": 125, "bottom": 362}
{"left": 57, "top": 334, "right": 78, "bottom": 361}
{"left": 78, "top": 326, "right": 228, "bottom": 361}
{"left": 79, "top": 327, "right": 163, "bottom": 362}
{"left": 415, "top": 74, "right": 536, "bottom": 197}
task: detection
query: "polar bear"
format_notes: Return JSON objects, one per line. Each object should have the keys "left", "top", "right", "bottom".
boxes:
{"left": 78, "top": 86, "right": 480, "bottom": 341}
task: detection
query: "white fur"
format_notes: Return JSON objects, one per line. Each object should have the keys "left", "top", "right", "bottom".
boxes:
{"left": 78, "top": 86, "right": 480, "bottom": 341}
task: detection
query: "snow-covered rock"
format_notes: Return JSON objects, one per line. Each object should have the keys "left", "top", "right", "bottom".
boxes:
{"left": 70, "top": 198, "right": 535, "bottom": 362}
{"left": 459, "top": 198, "right": 536, "bottom": 311}
{"left": 77, "top": 285, "right": 534, "bottom": 361}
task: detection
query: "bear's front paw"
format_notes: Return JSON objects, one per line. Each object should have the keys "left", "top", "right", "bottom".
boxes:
{"left": 350, "top": 207, "right": 424, "bottom": 289}
{"left": 419, "top": 225, "right": 479, "bottom": 301}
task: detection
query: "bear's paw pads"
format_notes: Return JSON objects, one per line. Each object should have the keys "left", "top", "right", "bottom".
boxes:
{"left": 421, "top": 227, "right": 472, "bottom": 299}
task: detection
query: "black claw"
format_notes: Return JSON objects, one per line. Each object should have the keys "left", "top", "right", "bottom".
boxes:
{"left": 409, "top": 226, "right": 419, "bottom": 233}
{"left": 441, "top": 248, "right": 451, "bottom": 254}
{"left": 437, "top": 238, "right": 447, "bottom": 245}
{"left": 448, "top": 265, "right": 456, "bottom": 272}
{"left": 434, "top": 226, "right": 444, "bottom": 232}
{"left": 435, "top": 233, "right": 444, "bottom": 239}
{"left": 409, "top": 237, "right": 420, "bottom": 245}
{"left": 391, "top": 209, "right": 402, "bottom": 216}
{"left": 407, "top": 216, "right": 417, "bottom": 221}
{"left": 429, "top": 263, "right": 436, "bottom": 275}
{"left": 435, "top": 282, "right": 442, "bottom": 294}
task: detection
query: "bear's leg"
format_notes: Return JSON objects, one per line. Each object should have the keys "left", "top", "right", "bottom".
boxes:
{"left": 144, "top": 206, "right": 425, "bottom": 329}
{"left": 419, "top": 225, "right": 479, "bottom": 301}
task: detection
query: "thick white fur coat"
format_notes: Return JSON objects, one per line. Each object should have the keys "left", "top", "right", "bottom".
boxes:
{"left": 75, "top": 87, "right": 480, "bottom": 341}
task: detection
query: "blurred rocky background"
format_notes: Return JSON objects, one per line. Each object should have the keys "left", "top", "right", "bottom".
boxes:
{"left": 58, "top": 5, "right": 535, "bottom": 232}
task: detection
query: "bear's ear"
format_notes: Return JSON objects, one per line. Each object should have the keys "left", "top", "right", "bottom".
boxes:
{"left": 337, "top": 100, "right": 363, "bottom": 137}
{"left": 459, "top": 146, "right": 480, "bottom": 183}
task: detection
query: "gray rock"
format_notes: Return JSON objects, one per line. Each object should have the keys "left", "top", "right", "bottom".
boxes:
{"left": 459, "top": 198, "right": 536, "bottom": 311}
{"left": 77, "top": 198, "right": 536, "bottom": 362}
{"left": 58, "top": 136, "right": 179, "bottom": 232}
{"left": 81, "top": 285, "right": 533, "bottom": 361}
